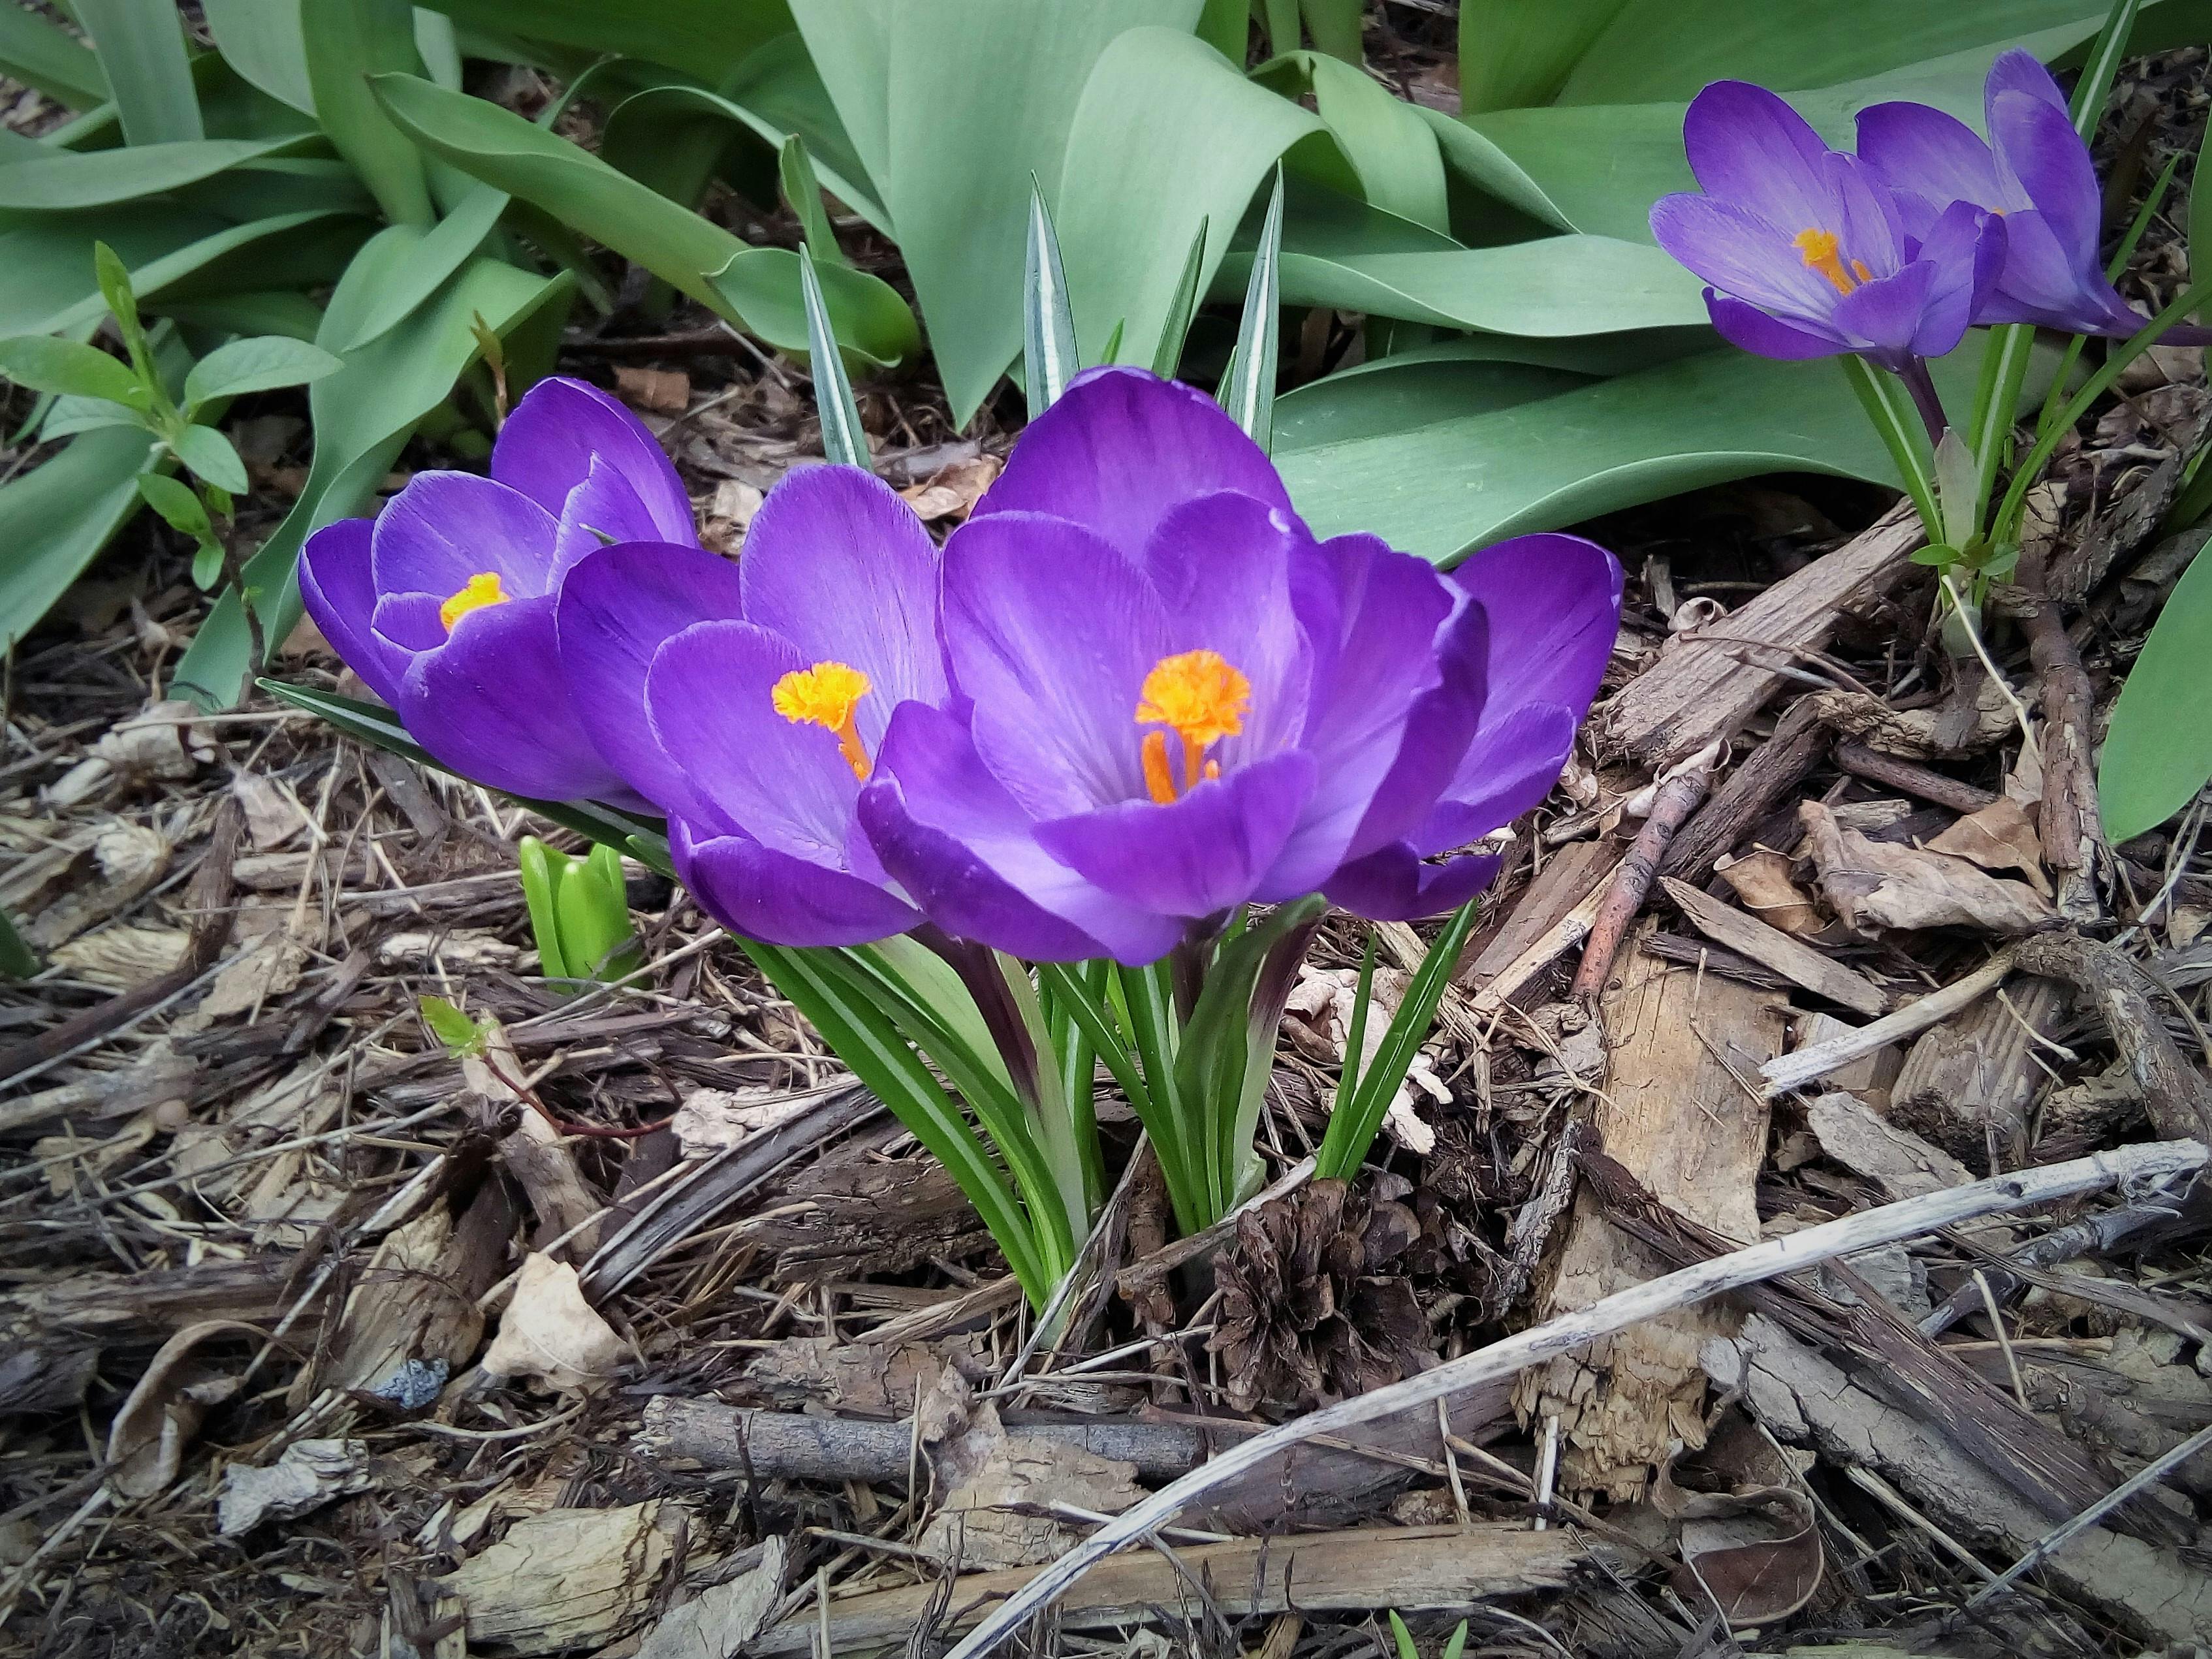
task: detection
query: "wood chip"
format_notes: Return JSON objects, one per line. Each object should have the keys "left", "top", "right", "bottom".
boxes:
{"left": 1662, "top": 877, "right": 1888, "bottom": 1017}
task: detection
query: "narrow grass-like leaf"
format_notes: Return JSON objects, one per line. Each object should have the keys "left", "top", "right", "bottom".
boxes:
{"left": 2069, "top": 0, "right": 2141, "bottom": 137}
{"left": 1024, "top": 179, "right": 1078, "bottom": 411}
{"left": 1316, "top": 899, "right": 1479, "bottom": 1180}
{"left": 1116, "top": 959, "right": 1205, "bottom": 1237}
{"left": 516, "top": 838, "right": 571, "bottom": 982}
{"left": 0, "top": 3, "right": 108, "bottom": 108}
{"left": 75, "top": 0, "right": 203, "bottom": 144}
{"left": 1218, "top": 167, "right": 1284, "bottom": 451}
{"left": 0, "top": 904, "right": 37, "bottom": 979}
{"left": 1150, "top": 217, "right": 1208, "bottom": 378}
{"left": 1389, "top": 1612, "right": 1419, "bottom": 1659}
{"left": 799, "top": 245, "right": 869, "bottom": 471}
{"left": 1331, "top": 928, "right": 1376, "bottom": 1121}
{"left": 1035, "top": 961, "right": 1157, "bottom": 1127}
{"left": 778, "top": 136, "right": 846, "bottom": 268}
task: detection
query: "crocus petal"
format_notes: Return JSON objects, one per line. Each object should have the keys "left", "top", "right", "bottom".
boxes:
{"left": 1650, "top": 193, "right": 1842, "bottom": 321}
{"left": 371, "top": 590, "right": 445, "bottom": 654}
{"left": 556, "top": 540, "right": 746, "bottom": 815}
{"left": 1447, "top": 532, "right": 1622, "bottom": 718}
{"left": 552, "top": 454, "right": 689, "bottom": 571}
{"left": 673, "top": 817, "right": 917, "bottom": 947}
{"left": 1831, "top": 261, "right": 1940, "bottom": 368}
{"left": 1909, "top": 198, "right": 2002, "bottom": 356}
{"left": 970, "top": 366, "right": 1297, "bottom": 562}
{"left": 1680, "top": 81, "right": 1839, "bottom": 236}
{"left": 397, "top": 596, "right": 631, "bottom": 802}
{"left": 1144, "top": 490, "right": 1312, "bottom": 763}
{"left": 1989, "top": 87, "right": 2102, "bottom": 274}
{"left": 299, "top": 518, "right": 407, "bottom": 704}
{"left": 491, "top": 375, "right": 693, "bottom": 543}
{"left": 1265, "top": 533, "right": 1457, "bottom": 893}
{"left": 1855, "top": 99, "right": 2006, "bottom": 213}
{"left": 861, "top": 703, "right": 1184, "bottom": 964}
{"left": 1412, "top": 703, "right": 1581, "bottom": 851}
{"left": 738, "top": 465, "right": 949, "bottom": 746}
{"left": 1824, "top": 151, "right": 1906, "bottom": 279}
{"left": 1705, "top": 292, "right": 1843, "bottom": 359}
{"left": 941, "top": 509, "right": 1170, "bottom": 819}
{"left": 370, "top": 471, "right": 561, "bottom": 599}
{"left": 1037, "top": 751, "right": 1316, "bottom": 921}
{"left": 1323, "top": 844, "right": 1503, "bottom": 923}
{"left": 1984, "top": 46, "right": 2070, "bottom": 119}
{"left": 645, "top": 620, "right": 870, "bottom": 863}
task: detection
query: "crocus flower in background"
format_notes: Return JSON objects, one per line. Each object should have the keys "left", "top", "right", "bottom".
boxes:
{"left": 558, "top": 467, "right": 957, "bottom": 948}
{"left": 300, "top": 377, "right": 697, "bottom": 803}
{"left": 857, "top": 368, "right": 1622, "bottom": 958}
{"left": 1858, "top": 49, "right": 2182, "bottom": 341}
{"left": 1649, "top": 81, "right": 2002, "bottom": 373}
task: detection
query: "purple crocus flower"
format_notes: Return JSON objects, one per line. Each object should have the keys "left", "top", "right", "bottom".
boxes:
{"left": 299, "top": 377, "right": 697, "bottom": 804}
{"left": 1858, "top": 50, "right": 2170, "bottom": 340}
{"left": 557, "top": 466, "right": 966, "bottom": 948}
{"left": 855, "top": 368, "right": 1621, "bottom": 960}
{"left": 1649, "top": 81, "right": 2003, "bottom": 371}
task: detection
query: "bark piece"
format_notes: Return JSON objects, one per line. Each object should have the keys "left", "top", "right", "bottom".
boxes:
{"left": 1833, "top": 740, "right": 1999, "bottom": 813}
{"left": 1799, "top": 800, "right": 2055, "bottom": 936}
{"left": 1599, "top": 502, "right": 1921, "bottom": 765}
{"left": 2016, "top": 541, "right": 2103, "bottom": 918}
{"left": 1889, "top": 975, "right": 2068, "bottom": 1162}
{"left": 1519, "top": 928, "right": 1786, "bottom": 1498}
{"left": 918, "top": 1373, "right": 1144, "bottom": 1571}
{"left": 746, "top": 1525, "right": 1604, "bottom": 1655}
{"left": 1803, "top": 1091, "right": 1974, "bottom": 1199}
{"left": 1661, "top": 876, "right": 1887, "bottom": 1017}
{"left": 2014, "top": 930, "right": 2212, "bottom": 1143}
{"left": 1460, "top": 838, "right": 1621, "bottom": 1003}
{"left": 1658, "top": 697, "right": 1829, "bottom": 883}
{"left": 1728, "top": 1314, "right": 2212, "bottom": 1646}
{"left": 635, "top": 1540, "right": 784, "bottom": 1659}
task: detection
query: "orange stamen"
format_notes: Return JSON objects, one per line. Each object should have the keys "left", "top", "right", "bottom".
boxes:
{"left": 772, "top": 660, "right": 873, "bottom": 780}
{"left": 1793, "top": 228, "right": 1859, "bottom": 295}
{"left": 439, "top": 571, "right": 510, "bottom": 632}
{"left": 1141, "top": 730, "right": 1178, "bottom": 804}
{"left": 1134, "top": 649, "right": 1250, "bottom": 804}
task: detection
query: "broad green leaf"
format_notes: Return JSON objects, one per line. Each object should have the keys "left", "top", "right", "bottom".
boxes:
{"left": 798, "top": 245, "right": 868, "bottom": 470}
{"left": 171, "top": 422, "right": 249, "bottom": 494}
{"left": 306, "top": 0, "right": 435, "bottom": 227}
{"left": 0, "top": 336, "right": 146, "bottom": 406}
{"left": 156, "top": 290, "right": 326, "bottom": 341}
{"left": 1254, "top": 52, "right": 1447, "bottom": 232}
{"left": 778, "top": 136, "right": 845, "bottom": 267}
{"left": 1299, "top": 0, "right": 1363, "bottom": 61}
{"left": 2101, "top": 546, "right": 2212, "bottom": 842}
{"left": 42, "top": 395, "right": 152, "bottom": 439}
{"left": 177, "top": 157, "right": 381, "bottom": 222}
{"left": 370, "top": 72, "right": 917, "bottom": 366}
{"left": 1275, "top": 353, "right": 1595, "bottom": 450}
{"left": 1022, "top": 180, "right": 1077, "bottom": 407}
{"left": 1195, "top": 0, "right": 1246, "bottom": 57}
{"left": 1274, "top": 338, "right": 2002, "bottom": 564}
{"left": 1058, "top": 26, "right": 1319, "bottom": 388}
{"left": 174, "top": 232, "right": 573, "bottom": 707}
{"left": 516, "top": 837, "right": 571, "bottom": 982}
{"left": 1457, "top": 0, "right": 1630, "bottom": 113}
{"left": 413, "top": 0, "right": 795, "bottom": 78}
{"left": 0, "top": 2, "right": 110, "bottom": 108}
{"left": 136, "top": 469, "right": 213, "bottom": 535}
{"left": 0, "top": 138, "right": 311, "bottom": 212}
{"left": 2194, "top": 102, "right": 2212, "bottom": 319}
{"left": 0, "top": 424, "right": 157, "bottom": 655}
{"left": 789, "top": 0, "right": 894, "bottom": 190}
{"left": 183, "top": 334, "right": 344, "bottom": 405}
{"left": 871, "top": 0, "right": 1203, "bottom": 423}
{"left": 202, "top": 0, "right": 316, "bottom": 115}
{"left": 75, "top": 0, "right": 204, "bottom": 144}
{"left": 336, "top": 183, "right": 507, "bottom": 352}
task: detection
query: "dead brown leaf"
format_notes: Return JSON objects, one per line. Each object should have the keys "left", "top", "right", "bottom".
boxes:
{"left": 1713, "top": 848, "right": 1824, "bottom": 936}
{"left": 1927, "top": 795, "right": 2052, "bottom": 896}
{"left": 481, "top": 1254, "right": 626, "bottom": 1395}
{"left": 1799, "top": 800, "right": 2055, "bottom": 936}
{"left": 614, "top": 366, "right": 690, "bottom": 413}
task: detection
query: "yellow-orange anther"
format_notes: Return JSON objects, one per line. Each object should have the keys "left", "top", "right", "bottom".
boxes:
{"left": 1135, "top": 648, "right": 1250, "bottom": 802}
{"left": 439, "top": 571, "right": 511, "bottom": 632}
{"left": 772, "top": 659, "right": 873, "bottom": 780}
{"left": 1793, "top": 228, "right": 1859, "bottom": 295}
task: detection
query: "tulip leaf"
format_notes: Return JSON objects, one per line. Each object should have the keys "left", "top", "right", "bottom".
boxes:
{"left": 1252, "top": 50, "right": 1448, "bottom": 232}
{"left": 0, "top": 425, "right": 161, "bottom": 656}
{"left": 1058, "top": 25, "right": 1321, "bottom": 391}
{"left": 411, "top": 0, "right": 795, "bottom": 78}
{"left": 0, "top": 3, "right": 110, "bottom": 108}
{"left": 2100, "top": 547, "right": 2212, "bottom": 843}
{"left": 183, "top": 334, "right": 345, "bottom": 406}
{"left": 336, "top": 185, "right": 511, "bottom": 353}
{"left": 1150, "top": 216, "right": 1209, "bottom": 376}
{"left": 1456, "top": 0, "right": 1628, "bottom": 114}
{"left": 175, "top": 232, "right": 574, "bottom": 708}
{"left": 368, "top": 72, "right": 916, "bottom": 366}
{"left": 202, "top": 0, "right": 317, "bottom": 116}
{"left": 304, "top": 0, "right": 435, "bottom": 227}
{"left": 0, "top": 337, "right": 148, "bottom": 408}
{"left": 1023, "top": 180, "right": 1077, "bottom": 410}
{"left": 798, "top": 245, "right": 870, "bottom": 472}
{"left": 0, "top": 138, "right": 308, "bottom": 212}
{"left": 1218, "top": 167, "right": 1285, "bottom": 451}
{"left": 800, "top": 0, "right": 1203, "bottom": 424}
{"left": 74, "top": 0, "right": 204, "bottom": 144}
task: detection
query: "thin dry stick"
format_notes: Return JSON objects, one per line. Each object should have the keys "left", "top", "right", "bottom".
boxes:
{"left": 1570, "top": 744, "right": 1718, "bottom": 1000}
{"left": 940, "top": 1137, "right": 2211, "bottom": 1659}
{"left": 1760, "top": 950, "right": 2016, "bottom": 1097}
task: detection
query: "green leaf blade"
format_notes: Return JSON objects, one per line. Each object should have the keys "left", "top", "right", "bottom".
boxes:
{"left": 183, "top": 335, "right": 345, "bottom": 406}
{"left": 0, "top": 336, "right": 147, "bottom": 407}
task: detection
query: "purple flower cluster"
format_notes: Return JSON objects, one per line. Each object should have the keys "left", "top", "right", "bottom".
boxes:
{"left": 302, "top": 369, "right": 1622, "bottom": 962}
{"left": 1651, "top": 50, "right": 2173, "bottom": 369}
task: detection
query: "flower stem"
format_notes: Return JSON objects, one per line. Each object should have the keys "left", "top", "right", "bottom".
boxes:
{"left": 1897, "top": 358, "right": 1949, "bottom": 447}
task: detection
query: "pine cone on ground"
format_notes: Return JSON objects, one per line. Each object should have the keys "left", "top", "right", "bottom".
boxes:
{"left": 1209, "top": 1177, "right": 1436, "bottom": 1412}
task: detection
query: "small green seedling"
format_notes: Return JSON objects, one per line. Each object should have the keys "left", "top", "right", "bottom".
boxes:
{"left": 518, "top": 837, "right": 640, "bottom": 992}
{"left": 419, "top": 992, "right": 490, "bottom": 1057}
{"left": 0, "top": 244, "right": 340, "bottom": 592}
{"left": 1388, "top": 1610, "right": 1470, "bottom": 1659}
